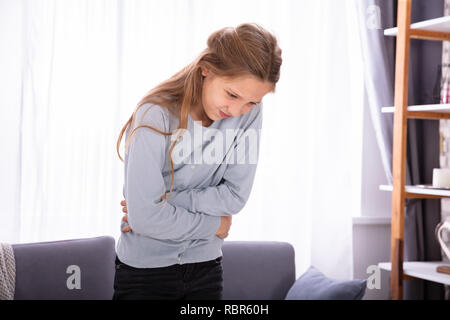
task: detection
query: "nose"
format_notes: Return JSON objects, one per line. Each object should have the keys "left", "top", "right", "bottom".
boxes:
{"left": 227, "top": 104, "right": 245, "bottom": 117}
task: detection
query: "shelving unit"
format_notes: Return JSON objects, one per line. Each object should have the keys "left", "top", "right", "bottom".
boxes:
{"left": 379, "top": 262, "right": 450, "bottom": 286}
{"left": 381, "top": 103, "right": 450, "bottom": 120}
{"left": 384, "top": 15, "right": 450, "bottom": 40}
{"left": 378, "top": 0, "right": 450, "bottom": 300}
{"left": 380, "top": 184, "right": 450, "bottom": 198}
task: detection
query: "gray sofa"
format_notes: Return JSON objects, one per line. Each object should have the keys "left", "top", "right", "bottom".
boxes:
{"left": 11, "top": 236, "right": 296, "bottom": 300}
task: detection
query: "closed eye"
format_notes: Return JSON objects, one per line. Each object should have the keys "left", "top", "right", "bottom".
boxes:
{"left": 227, "top": 91, "right": 237, "bottom": 99}
{"left": 226, "top": 91, "right": 257, "bottom": 105}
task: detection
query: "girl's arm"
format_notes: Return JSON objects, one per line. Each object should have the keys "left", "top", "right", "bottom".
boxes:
{"left": 166, "top": 105, "right": 263, "bottom": 217}
{"left": 124, "top": 104, "right": 221, "bottom": 241}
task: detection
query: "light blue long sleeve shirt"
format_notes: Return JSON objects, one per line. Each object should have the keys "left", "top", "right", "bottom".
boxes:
{"left": 116, "top": 101, "right": 262, "bottom": 268}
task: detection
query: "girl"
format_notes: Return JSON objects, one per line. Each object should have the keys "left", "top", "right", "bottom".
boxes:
{"left": 113, "top": 23, "right": 282, "bottom": 300}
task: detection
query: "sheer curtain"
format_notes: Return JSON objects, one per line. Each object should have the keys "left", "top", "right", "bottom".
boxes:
{"left": 0, "top": 0, "right": 363, "bottom": 280}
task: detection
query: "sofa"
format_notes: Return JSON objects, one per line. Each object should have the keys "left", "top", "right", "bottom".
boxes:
{"left": 11, "top": 236, "right": 296, "bottom": 300}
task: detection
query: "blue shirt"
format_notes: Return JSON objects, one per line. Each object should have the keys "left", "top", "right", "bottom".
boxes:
{"left": 116, "top": 101, "right": 263, "bottom": 268}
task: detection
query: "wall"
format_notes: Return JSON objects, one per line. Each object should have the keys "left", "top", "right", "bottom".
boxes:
{"left": 352, "top": 89, "right": 392, "bottom": 299}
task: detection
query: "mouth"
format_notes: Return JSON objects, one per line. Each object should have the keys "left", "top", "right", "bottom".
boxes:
{"left": 219, "top": 110, "right": 231, "bottom": 118}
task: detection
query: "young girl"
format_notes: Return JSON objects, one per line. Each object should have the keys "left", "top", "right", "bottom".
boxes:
{"left": 113, "top": 23, "right": 282, "bottom": 300}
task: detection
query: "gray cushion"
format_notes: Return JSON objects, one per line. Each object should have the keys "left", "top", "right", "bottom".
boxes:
{"left": 12, "top": 236, "right": 115, "bottom": 300}
{"left": 222, "top": 241, "right": 296, "bottom": 300}
{"left": 284, "top": 266, "right": 366, "bottom": 300}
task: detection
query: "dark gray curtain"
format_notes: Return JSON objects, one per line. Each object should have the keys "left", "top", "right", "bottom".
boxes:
{"left": 357, "top": 0, "right": 445, "bottom": 299}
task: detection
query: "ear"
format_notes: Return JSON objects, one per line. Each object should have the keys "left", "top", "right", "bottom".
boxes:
{"left": 201, "top": 67, "right": 210, "bottom": 77}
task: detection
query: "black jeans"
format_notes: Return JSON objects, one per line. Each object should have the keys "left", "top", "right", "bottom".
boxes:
{"left": 112, "top": 255, "right": 223, "bottom": 300}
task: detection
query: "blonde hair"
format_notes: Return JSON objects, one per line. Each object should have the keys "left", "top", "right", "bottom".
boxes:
{"left": 116, "top": 23, "right": 282, "bottom": 204}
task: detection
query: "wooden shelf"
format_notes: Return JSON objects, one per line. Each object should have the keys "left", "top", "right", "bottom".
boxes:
{"left": 380, "top": 184, "right": 450, "bottom": 198}
{"left": 385, "top": 16, "right": 450, "bottom": 34}
{"left": 378, "top": 261, "right": 450, "bottom": 285}
{"left": 382, "top": 0, "right": 448, "bottom": 300}
{"left": 385, "top": 16, "right": 450, "bottom": 41}
{"left": 381, "top": 104, "right": 450, "bottom": 120}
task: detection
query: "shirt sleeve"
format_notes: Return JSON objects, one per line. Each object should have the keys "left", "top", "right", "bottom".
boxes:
{"left": 124, "top": 104, "right": 221, "bottom": 241}
{"left": 165, "top": 103, "right": 263, "bottom": 217}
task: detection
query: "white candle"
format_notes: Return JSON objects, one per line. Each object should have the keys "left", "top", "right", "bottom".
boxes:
{"left": 432, "top": 168, "right": 450, "bottom": 188}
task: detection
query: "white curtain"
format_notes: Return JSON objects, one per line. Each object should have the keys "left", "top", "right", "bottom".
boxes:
{"left": 0, "top": 0, "right": 364, "bottom": 281}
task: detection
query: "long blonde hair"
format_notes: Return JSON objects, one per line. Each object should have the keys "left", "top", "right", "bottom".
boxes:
{"left": 116, "top": 23, "right": 282, "bottom": 203}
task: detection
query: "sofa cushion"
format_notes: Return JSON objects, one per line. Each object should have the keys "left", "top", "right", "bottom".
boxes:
{"left": 222, "top": 241, "right": 296, "bottom": 300}
{"left": 12, "top": 236, "right": 115, "bottom": 300}
{"left": 284, "top": 266, "right": 366, "bottom": 300}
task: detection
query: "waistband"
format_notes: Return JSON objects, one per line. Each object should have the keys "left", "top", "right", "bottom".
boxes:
{"left": 115, "top": 255, "right": 222, "bottom": 271}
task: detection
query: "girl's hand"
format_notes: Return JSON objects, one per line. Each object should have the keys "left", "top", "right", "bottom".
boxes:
{"left": 216, "top": 215, "right": 232, "bottom": 239}
{"left": 121, "top": 200, "right": 131, "bottom": 232}
{"left": 121, "top": 195, "right": 167, "bottom": 233}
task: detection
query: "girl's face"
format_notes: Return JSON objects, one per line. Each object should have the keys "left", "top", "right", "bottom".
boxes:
{"left": 197, "top": 67, "right": 273, "bottom": 122}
